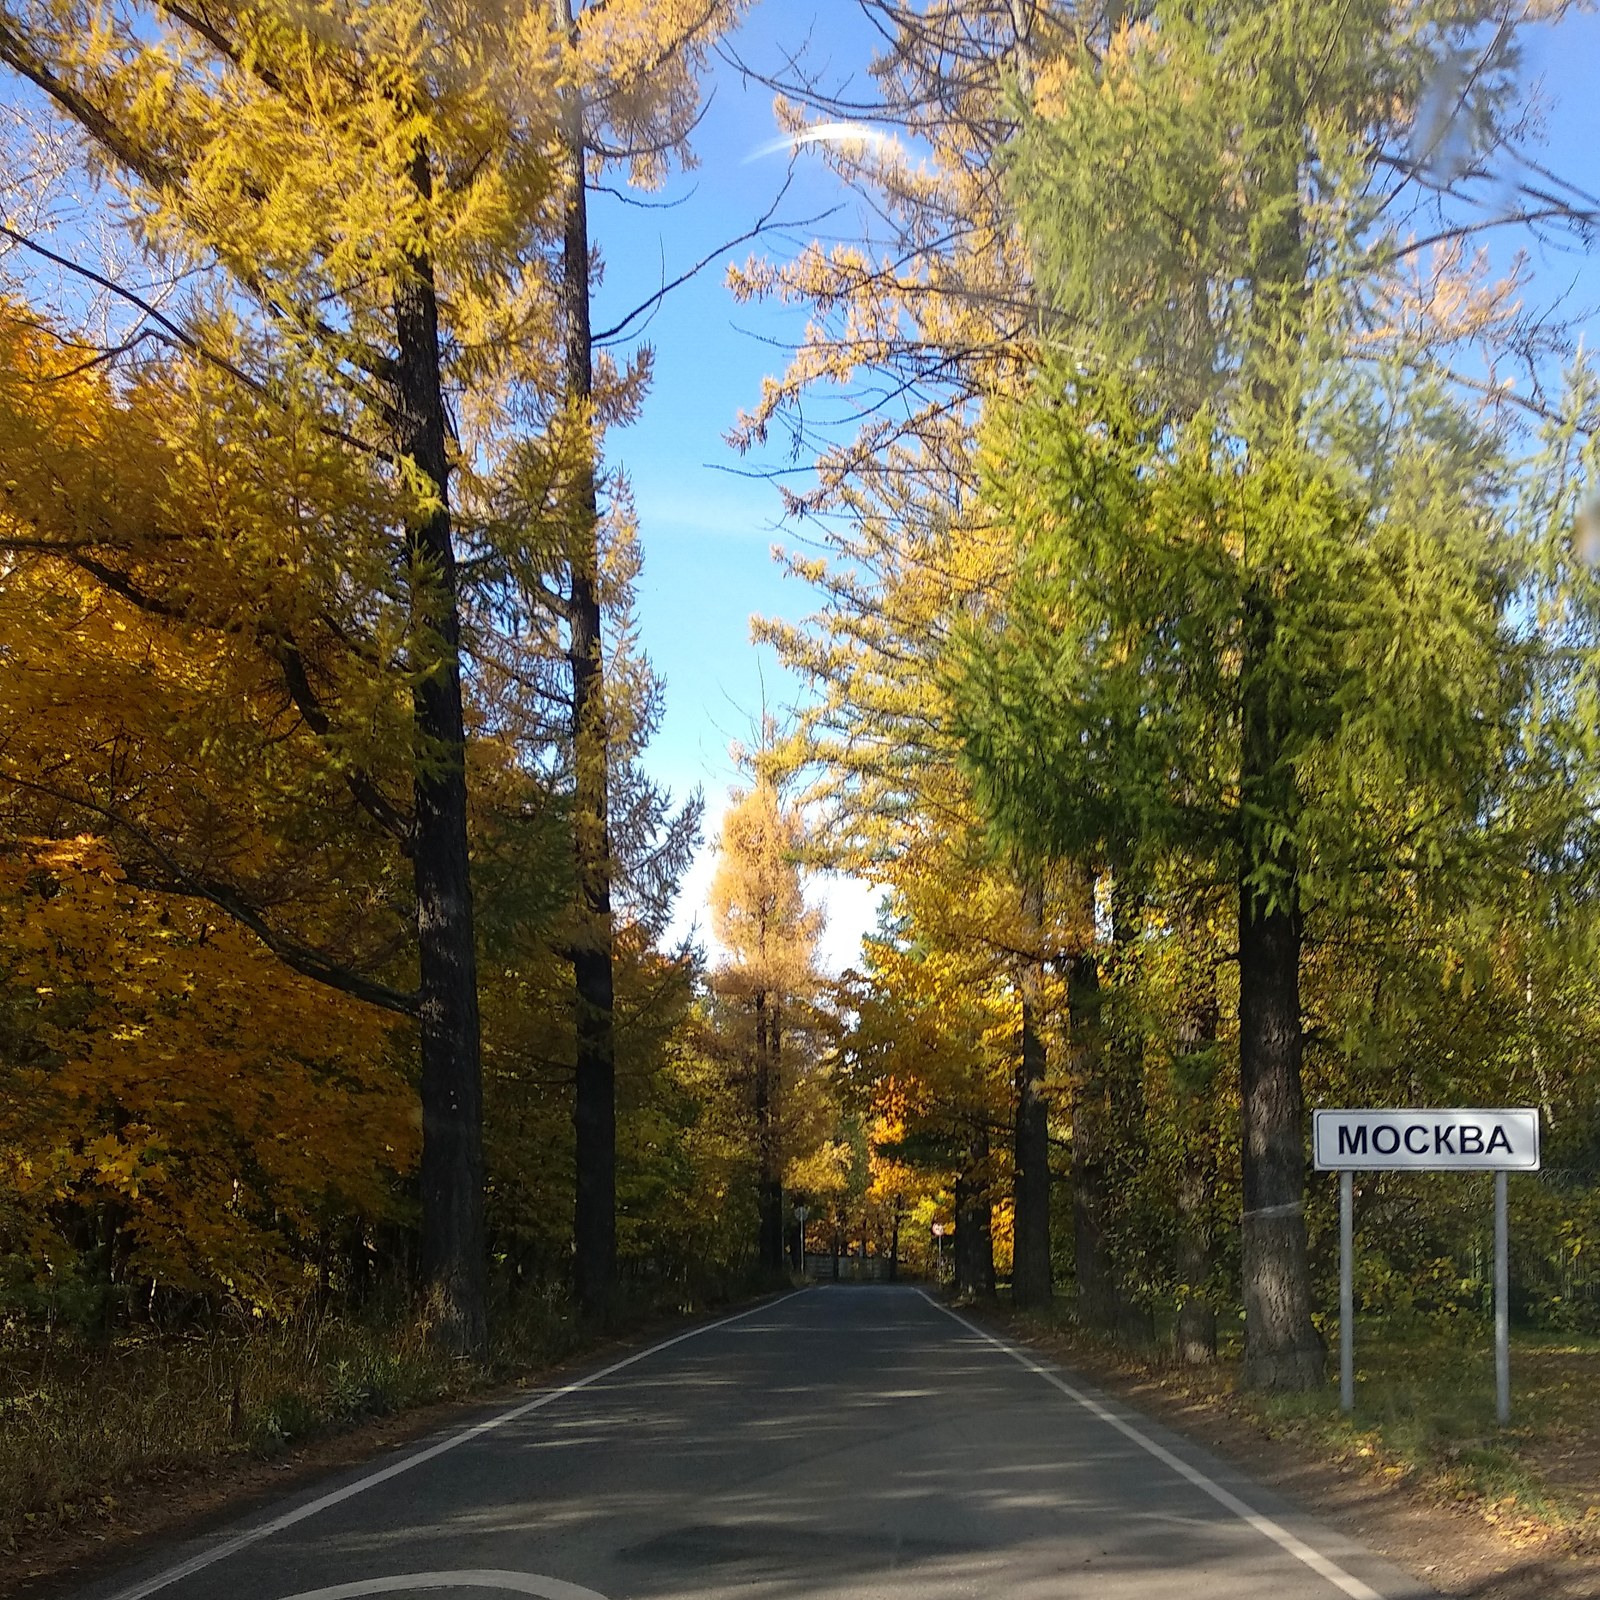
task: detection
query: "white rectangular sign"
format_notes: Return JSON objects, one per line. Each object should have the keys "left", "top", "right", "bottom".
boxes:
{"left": 1313, "top": 1108, "right": 1540, "bottom": 1172}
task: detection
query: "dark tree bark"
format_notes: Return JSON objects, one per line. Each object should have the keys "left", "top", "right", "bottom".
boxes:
{"left": 953, "top": 1129, "right": 996, "bottom": 1300}
{"left": 1108, "top": 869, "right": 1154, "bottom": 1347}
{"left": 1175, "top": 1167, "right": 1218, "bottom": 1364}
{"left": 1065, "top": 870, "right": 1114, "bottom": 1332}
{"left": 554, "top": 0, "right": 618, "bottom": 1320}
{"left": 1070, "top": 1102, "right": 1115, "bottom": 1331}
{"left": 1012, "top": 873, "right": 1053, "bottom": 1310}
{"left": 755, "top": 990, "right": 785, "bottom": 1272}
{"left": 395, "top": 144, "right": 486, "bottom": 1357}
{"left": 1228, "top": 113, "right": 1321, "bottom": 1389}
{"left": 1174, "top": 970, "right": 1221, "bottom": 1365}
{"left": 1237, "top": 587, "right": 1324, "bottom": 1391}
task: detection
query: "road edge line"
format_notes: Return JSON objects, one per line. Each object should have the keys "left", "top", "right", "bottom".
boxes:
{"left": 918, "top": 1290, "right": 1382, "bottom": 1600}
{"left": 103, "top": 1289, "right": 809, "bottom": 1600}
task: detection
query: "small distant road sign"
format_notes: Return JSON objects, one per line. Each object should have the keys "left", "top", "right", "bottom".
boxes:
{"left": 931, "top": 1222, "right": 944, "bottom": 1237}
{"left": 1313, "top": 1108, "right": 1540, "bottom": 1172}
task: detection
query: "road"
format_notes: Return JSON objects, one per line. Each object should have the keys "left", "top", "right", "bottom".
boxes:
{"left": 71, "top": 1286, "right": 1433, "bottom": 1600}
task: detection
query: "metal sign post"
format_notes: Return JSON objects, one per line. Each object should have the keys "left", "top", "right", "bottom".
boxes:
{"left": 1494, "top": 1172, "right": 1510, "bottom": 1426}
{"left": 1339, "top": 1171, "right": 1354, "bottom": 1413}
{"left": 1313, "top": 1108, "right": 1541, "bottom": 1423}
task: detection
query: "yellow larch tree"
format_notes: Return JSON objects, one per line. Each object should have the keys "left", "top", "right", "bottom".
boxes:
{"left": 707, "top": 759, "right": 826, "bottom": 1275}
{"left": 728, "top": 2, "right": 1132, "bottom": 1309}
{"left": 491, "top": 0, "right": 749, "bottom": 1316}
{"left": 0, "top": 300, "right": 433, "bottom": 1315}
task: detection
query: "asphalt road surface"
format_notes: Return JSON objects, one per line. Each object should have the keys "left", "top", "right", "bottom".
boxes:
{"left": 71, "top": 1286, "right": 1435, "bottom": 1600}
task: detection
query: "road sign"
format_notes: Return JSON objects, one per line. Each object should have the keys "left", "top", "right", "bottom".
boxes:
{"left": 931, "top": 1222, "right": 944, "bottom": 1237}
{"left": 1315, "top": 1105, "right": 1539, "bottom": 1426}
{"left": 1313, "top": 1108, "right": 1540, "bottom": 1172}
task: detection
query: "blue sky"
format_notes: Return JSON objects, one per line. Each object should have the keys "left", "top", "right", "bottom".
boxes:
{"left": 591, "top": 4, "right": 1600, "bottom": 971}
{"left": 589, "top": 2, "right": 891, "bottom": 969}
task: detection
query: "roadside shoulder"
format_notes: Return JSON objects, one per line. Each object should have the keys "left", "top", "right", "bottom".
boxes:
{"left": 963, "top": 1302, "right": 1599, "bottom": 1600}
{"left": 6, "top": 1290, "right": 792, "bottom": 1600}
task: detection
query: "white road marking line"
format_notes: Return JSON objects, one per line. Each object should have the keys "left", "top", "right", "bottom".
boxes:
{"left": 102, "top": 1292, "right": 807, "bottom": 1600}
{"left": 276, "top": 1570, "right": 608, "bottom": 1600}
{"left": 919, "top": 1292, "right": 1383, "bottom": 1600}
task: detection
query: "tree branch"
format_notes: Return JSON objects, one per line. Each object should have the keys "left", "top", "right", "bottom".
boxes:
{"left": 0, "top": 773, "right": 419, "bottom": 1015}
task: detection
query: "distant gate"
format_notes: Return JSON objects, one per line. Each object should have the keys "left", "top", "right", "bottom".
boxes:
{"left": 803, "top": 1252, "right": 892, "bottom": 1282}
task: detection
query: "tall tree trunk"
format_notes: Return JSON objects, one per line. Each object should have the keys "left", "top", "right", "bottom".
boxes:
{"left": 1237, "top": 587, "right": 1323, "bottom": 1391}
{"left": 554, "top": 0, "right": 618, "bottom": 1320}
{"left": 1232, "top": 111, "right": 1321, "bottom": 1390}
{"left": 1066, "top": 870, "right": 1114, "bottom": 1332}
{"left": 954, "top": 1127, "right": 996, "bottom": 1300}
{"left": 1070, "top": 1096, "right": 1115, "bottom": 1332}
{"left": 1108, "top": 867, "right": 1154, "bottom": 1347}
{"left": 755, "top": 990, "right": 785, "bottom": 1272}
{"left": 1174, "top": 961, "right": 1220, "bottom": 1365}
{"left": 1175, "top": 1168, "right": 1217, "bottom": 1364}
{"left": 1013, "top": 873, "right": 1053, "bottom": 1309}
{"left": 396, "top": 142, "right": 486, "bottom": 1357}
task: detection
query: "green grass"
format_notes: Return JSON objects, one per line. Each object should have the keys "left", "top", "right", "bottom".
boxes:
{"left": 1247, "top": 1323, "right": 1598, "bottom": 1524}
{"left": 1010, "top": 1301, "right": 1600, "bottom": 1535}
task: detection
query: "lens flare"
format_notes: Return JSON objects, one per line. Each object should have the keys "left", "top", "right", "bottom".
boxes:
{"left": 744, "top": 121, "right": 894, "bottom": 164}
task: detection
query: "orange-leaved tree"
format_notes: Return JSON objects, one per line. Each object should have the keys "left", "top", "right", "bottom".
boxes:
{"left": 0, "top": 836, "right": 413, "bottom": 1314}
{"left": 0, "top": 0, "right": 568, "bottom": 1349}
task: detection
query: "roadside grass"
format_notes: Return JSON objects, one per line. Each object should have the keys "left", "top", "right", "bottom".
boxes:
{"left": 1245, "top": 1326, "right": 1584, "bottom": 1523}
{"left": 0, "top": 1278, "right": 731, "bottom": 1557}
{"left": 1005, "top": 1300, "right": 1600, "bottom": 1544}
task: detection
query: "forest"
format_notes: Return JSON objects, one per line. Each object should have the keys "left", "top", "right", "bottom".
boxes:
{"left": 3, "top": 0, "right": 1600, "bottom": 1559}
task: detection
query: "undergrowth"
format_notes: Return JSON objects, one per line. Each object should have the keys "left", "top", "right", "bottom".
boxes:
{"left": 0, "top": 1277, "right": 736, "bottom": 1554}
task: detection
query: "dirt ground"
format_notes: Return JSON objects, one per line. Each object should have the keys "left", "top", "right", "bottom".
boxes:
{"left": 1516, "top": 1345, "right": 1600, "bottom": 1524}
{"left": 982, "top": 1311, "right": 1600, "bottom": 1600}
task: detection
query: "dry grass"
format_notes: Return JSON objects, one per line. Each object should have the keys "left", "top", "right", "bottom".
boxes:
{"left": 0, "top": 1286, "right": 581, "bottom": 1554}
